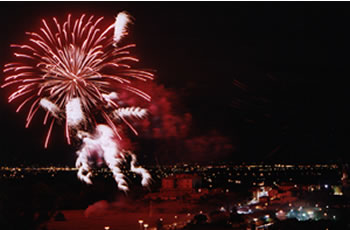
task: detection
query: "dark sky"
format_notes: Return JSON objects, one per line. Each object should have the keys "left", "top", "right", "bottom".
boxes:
{"left": 1, "top": 2, "right": 350, "bottom": 165}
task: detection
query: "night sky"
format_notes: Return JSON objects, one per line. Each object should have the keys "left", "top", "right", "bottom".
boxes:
{"left": 1, "top": 2, "right": 350, "bottom": 165}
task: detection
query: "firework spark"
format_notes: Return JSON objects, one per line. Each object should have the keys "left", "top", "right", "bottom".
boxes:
{"left": 113, "top": 11, "right": 132, "bottom": 46}
{"left": 3, "top": 12, "right": 153, "bottom": 190}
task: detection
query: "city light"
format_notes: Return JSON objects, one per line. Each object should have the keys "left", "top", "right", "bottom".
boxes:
{"left": 0, "top": 162, "right": 347, "bottom": 229}
{"left": 138, "top": 220, "right": 144, "bottom": 230}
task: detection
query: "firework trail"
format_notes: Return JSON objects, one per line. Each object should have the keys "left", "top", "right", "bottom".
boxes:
{"left": 3, "top": 12, "right": 153, "bottom": 191}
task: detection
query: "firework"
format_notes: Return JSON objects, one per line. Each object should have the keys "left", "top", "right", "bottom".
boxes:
{"left": 76, "top": 124, "right": 151, "bottom": 191}
{"left": 3, "top": 12, "right": 153, "bottom": 191}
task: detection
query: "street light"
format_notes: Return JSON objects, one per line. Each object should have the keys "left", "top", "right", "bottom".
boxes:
{"left": 138, "top": 220, "right": 144, "bottom": 230}
{"left": 143, "top": 223, "right": 149, "bottom": 230}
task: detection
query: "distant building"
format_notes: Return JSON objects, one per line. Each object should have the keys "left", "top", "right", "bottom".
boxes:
{"left": 145, "top": 174, "right": 207, "bottom": 201}
{"left": 161, "top": 174, "right": 202, "bottom": 191}
{"left": 249, "top": 184, "right": 299, "bottom": 206}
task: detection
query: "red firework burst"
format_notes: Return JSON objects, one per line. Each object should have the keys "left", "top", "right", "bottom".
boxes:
{"left": 3, "top": 13, "right": 153, "bottom": 147}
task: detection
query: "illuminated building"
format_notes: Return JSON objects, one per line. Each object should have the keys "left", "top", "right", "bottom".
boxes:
{"left": 145, "top": 174, "right": 205, "bottom": 201}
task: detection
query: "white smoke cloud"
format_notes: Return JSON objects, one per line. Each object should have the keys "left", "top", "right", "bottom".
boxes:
{"left": 76, "top": 124, "right": 151, "bottom": 191}
{"left": 102, "top": 92, "right": 119, "bottom": 108}
{"left": 113, "top": 11, "right": 132, "bottom": 46}
{"left": 114, "top": 107, "right": 147, "bottom": 120}
{"left": 66, "top": 97, "right": 85, "bottom": 127}
{"left": 40, "top": 98, "right": 60, "bottom": 118}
